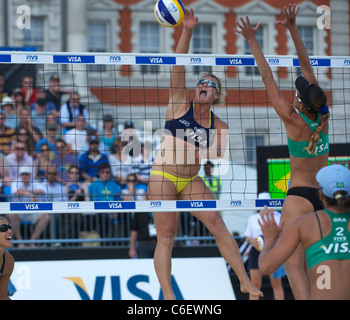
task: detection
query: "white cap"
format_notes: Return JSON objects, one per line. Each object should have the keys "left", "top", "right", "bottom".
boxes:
{"left": 1, "top": 96, "right": 14, "bottom": 107}
{"left": 19, "top": 166, "right": 32, "bottom": 175}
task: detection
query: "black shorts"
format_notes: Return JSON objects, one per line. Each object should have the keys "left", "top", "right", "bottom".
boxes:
{"left": 287, "top": 187, "right": 324, "bottom": 211}
{"left": 247, "top": 247, "right": 260, "bottom": 270}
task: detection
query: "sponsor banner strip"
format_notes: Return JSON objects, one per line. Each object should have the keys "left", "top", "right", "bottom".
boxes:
{"left": 1, "top": 52, "right": 349, "bottom": 67}
{"left": 3, "top": 199, "right": 284, "bottom": 214}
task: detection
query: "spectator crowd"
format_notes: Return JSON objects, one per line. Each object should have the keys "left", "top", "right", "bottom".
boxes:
{"left": 0, "top": 72, "right": 154, "bottom": 247}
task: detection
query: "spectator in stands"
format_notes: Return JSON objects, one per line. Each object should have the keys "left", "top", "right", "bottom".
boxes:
{"left": 9, "top": 166, "right": 48, "bottom": 248}
{"left": 34, "top": 142, "right": 55, "bottom": 181}
{"left": 90, "top": 163, "right": 122, "bottom": 201}
{"left": 64, "top": 114, "right": 88, "bottom": 154}
{"left": 46, "top": 110, "right": 60, "bottom": 128}
{"left": 0, "top": 73, "right": 12, "bottom": 102}
{"left": 45, "top": 166, "right": 68, "bottom": 202}
{"left": 0, "top": 151, "right": 10, "bottom": 201}
{"left": 89, "top": 163, "right": 122, "bottom": 239}
{"left": 200, "top": 161, "right": 222, "bottom": 200}
{"left": 45, "top": 74, "right": 72, "bottom": 112}
{"left": 51, "top": 139, "right": 79, "bottom": 184}
{"left": 20, "top": 75, "right": 36, "bottom": 107}
{"left": 30, "top": 87, "right": 56, "bottom": 114}
{"left": 132, "top": 141, "right": 154, "bottom": 188}
{"left": 12, "top": 127, "right": 34, "bottom": 157}
{"left": 35, "top": 123, "right": 58, "bottom": 155}
{"left": 11, "top": 89, "right": 25, "bottom": 120}
{"left": 108, "top": 139, "right": 132, "bottom": 185}
{"left": 0, "top": 112, "right": 15, "bottom": 155}
{"left": 1, "top": 97, "right": 17, "bottom": 129}
{"left": 31, "top": 98, "right": 50, "bottom": 133}
{"left": 16, "top": 108, "right": 43, "bottom": 147}
{"left": 59, "top": 91, "right": 89, "bottom": 131}
{"left": 122, "top": 173, "right": 147, "bottom": 201}
{"left": 64, "top": 166, "right": 89, "bottom": 201}
{"left": 46, "top": 165, "right": 78, "bottom": 243}
{"left": 6, "top": 141, "right": 33, "bottom": 181}
{"left": 79, "top": 136, "right": 109, "bottom": 183}
{"left": 98, "top": 114, "right": 117, "bottom": 155}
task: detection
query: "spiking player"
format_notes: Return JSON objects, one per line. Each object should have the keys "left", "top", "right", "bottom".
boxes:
{"left": 148, "top": 8, "right": 262, "bottom": 300}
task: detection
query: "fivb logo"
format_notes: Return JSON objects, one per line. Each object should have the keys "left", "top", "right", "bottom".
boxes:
{"left": 26, "top": 55, "right": 39, "bottom": 62}
{"left": 109, "top": 56, "right": 122, "bottom": 63}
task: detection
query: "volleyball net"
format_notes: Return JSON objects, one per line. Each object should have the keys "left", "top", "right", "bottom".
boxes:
{"left": 0, "top": 51, "right": 350, "bottom": 219}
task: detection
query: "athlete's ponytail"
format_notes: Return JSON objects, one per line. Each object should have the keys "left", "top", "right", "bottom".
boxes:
{"left": 303, "top": 85, "right": 329, "bottom": 155}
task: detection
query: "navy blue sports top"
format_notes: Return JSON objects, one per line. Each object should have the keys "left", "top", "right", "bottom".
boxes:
{"left": 164, "top": 102, "right": 216, "bottom": 149}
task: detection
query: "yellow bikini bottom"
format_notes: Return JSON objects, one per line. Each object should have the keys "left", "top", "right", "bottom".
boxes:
{"left": 150, "top": 170, "right": 198, "bottom": 194}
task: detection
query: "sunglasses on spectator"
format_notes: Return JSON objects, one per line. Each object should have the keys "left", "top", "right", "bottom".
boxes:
{"left": 69, "top": 171, "right": 79, "bottom": 174}
{"left": 0, "top": 224, "right": 12, "bottom": 232}
{"left": 16, "top": 147, "right": 25, "bottom": 151}
{"left": 197, "top": 79, "right": 220, "bottom": 93}
{"left": 127, "top": 179, "right": 136, "bottom": 183}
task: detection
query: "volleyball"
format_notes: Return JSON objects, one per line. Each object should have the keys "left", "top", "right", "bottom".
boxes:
{"left": 154, "top": 0, "right": 185, "bottom": 27}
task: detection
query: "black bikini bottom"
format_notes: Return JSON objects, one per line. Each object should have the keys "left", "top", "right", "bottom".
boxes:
{"left": 287, "top": 187, "right": 324, "bottom": 211}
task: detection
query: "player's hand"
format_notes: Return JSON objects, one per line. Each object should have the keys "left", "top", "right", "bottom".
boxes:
{"left": 182, "top": 8, "right": 198, "bottom": 30}
{"left": 258, "top": 206, "right": 282, "bottom": 240}
{"left": 276, "top": 3, "right": 300, "bottom": 29}
{"left": 234, "top": 16, "right": 262, "bottom": 41}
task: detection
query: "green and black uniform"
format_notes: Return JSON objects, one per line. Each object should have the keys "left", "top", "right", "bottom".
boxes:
{"left": 286, "top": 112, "right": 329, "bottom": 210}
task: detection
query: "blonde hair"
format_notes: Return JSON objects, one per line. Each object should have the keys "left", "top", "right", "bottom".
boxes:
{"left": 304, "top": 112, "right": 330, "bottom": 155}
{"left": 199, "top": 72, "right": 226, "bottom": 106}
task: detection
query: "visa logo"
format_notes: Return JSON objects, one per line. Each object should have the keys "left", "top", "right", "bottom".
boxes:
{"left": 190, "top": 57, "right": 202, "bottom": 63}
{"left": 229, "top": 58, "right": 243, "bottom": 65}
{"left": 150, "top": 201, "right": 161, "bottom": 207}
{"left": 26, "top": 55, "right": 38, "bottom": 61}
{"left": 322, "top": 243, "right": 350, "bottom": 254}
{"left": 25, "top": 204, "right": 39, "bottom": 210}
{"left": 65, "top": 275, "right": 183, "bottom": 300}
{"left": 190, "top": 201, "right": 203, "bottom": 208}
{"left": 344, "top": 60, "right": 350, "bottom": 65}
{"left": 268, "top": 200, "right": 282, "bottom": 206}
{"left": 67, "top": 56, "right": 82, "bottom": 63}
{"left": 150, "top": 57, "right": 163, "bottom": 64}
{"left": 109, "top": 56, "right": 121, "bottom": 62}
{"left": 109, "top": 202, "right": 122, "bottom": 209}
{"left": 310, "top": 59, "right": 319, "bottom": 66}
{"left": 68, "top": 203, "right": 79, "bottom": 208}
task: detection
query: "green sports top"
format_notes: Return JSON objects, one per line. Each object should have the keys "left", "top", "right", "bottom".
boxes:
{"left": 287, "top": 113, "right": 329, "bottom": 158}
{"left": 305, "top": 209, "right": 350, "bottom": 269}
